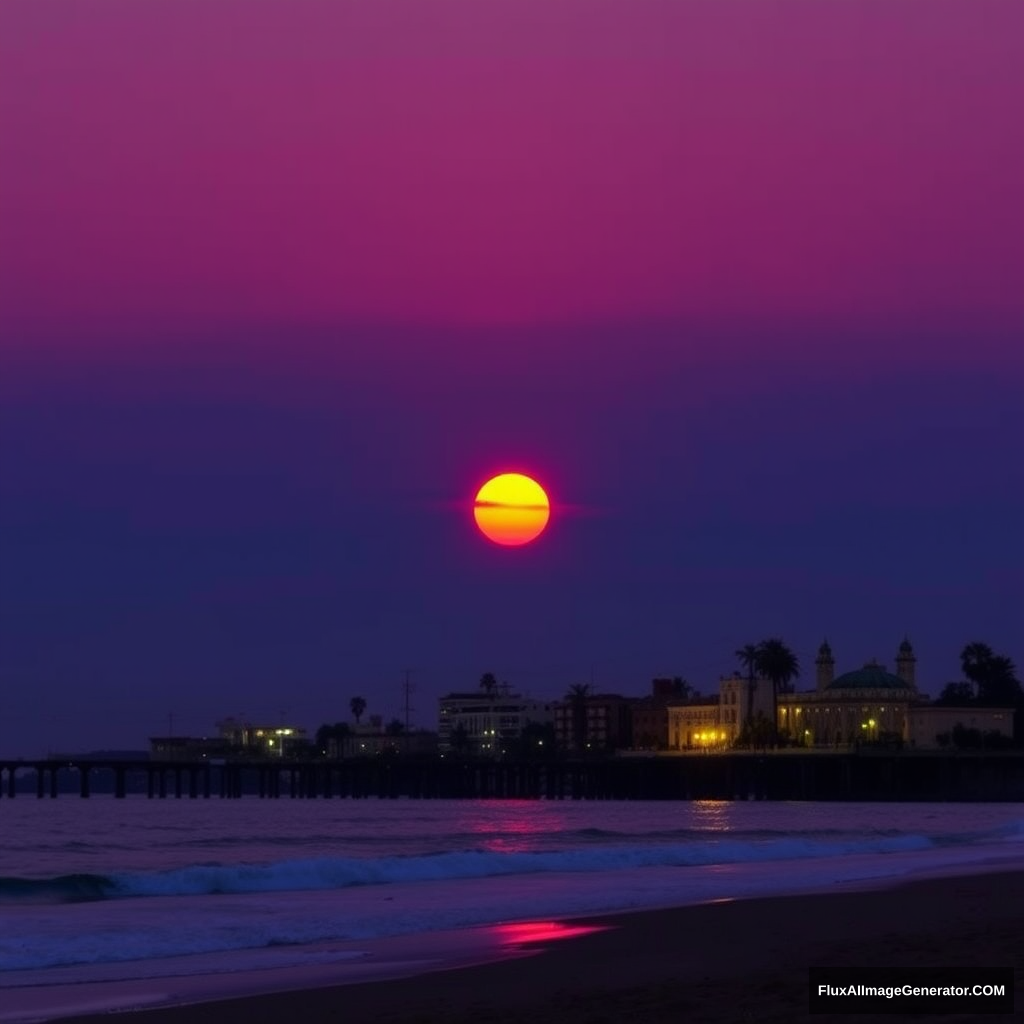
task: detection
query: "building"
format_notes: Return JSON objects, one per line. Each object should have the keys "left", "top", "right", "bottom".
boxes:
{"left": 778, "top": 642, "right": 921, "bottom": 747}
{"left": 552, "top": 692, "right": 634, "bottom": 753}
{"left": 668, "top": 697, "right": 725, "bottom": 749}
{"left": 631, "top": 678, "right": 692, "bottom": 750}
{"left": 717, "top": 671, "right": 775, "bottom": 745}
{"left": 906, "top": 706, "right": 1015, "bottom": 749}
{"left": 696, "top": 641, "right": 918, "bottom": 749}
{"left": 437, "top": 690, "right": 552, "bottom": 756}
{"left": 149, "top": 717, "right": 309, "bottom": 760}
{"left": 327, "top": 716, "right": 439, "bottom": 758}
{"left": 777, "top": 640, "right": 1014, "bottom": 749}
{"left": 215, "top": 717, "right": 309, "bottom": 757}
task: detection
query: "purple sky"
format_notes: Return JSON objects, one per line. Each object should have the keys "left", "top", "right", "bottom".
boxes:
{"left": 1, "top": 0, "right": 1022, "bottom": 756}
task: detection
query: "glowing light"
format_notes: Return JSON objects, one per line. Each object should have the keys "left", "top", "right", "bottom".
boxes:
{"left": 473, "top": 473, "right": 550, "bottom": 546}
{"left": 493, "top": 921, "right": 609, "bottom": 946}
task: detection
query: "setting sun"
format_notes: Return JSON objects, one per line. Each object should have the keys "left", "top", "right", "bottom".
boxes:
{"left": 473, "top": 473, "right": 550, "bottom": 546}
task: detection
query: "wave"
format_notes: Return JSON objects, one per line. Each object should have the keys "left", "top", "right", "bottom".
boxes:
{"left": 3, "top": 819, "right": 1019, "bottom": 907}
{"left": 0, "top": 834, "right": 930, "bottom": 904}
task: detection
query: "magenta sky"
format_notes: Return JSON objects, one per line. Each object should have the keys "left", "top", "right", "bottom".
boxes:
{"left": 2, "top": 1, "right": 1021, "bottom": 352}
{"left": 1, "top": 2, "right": 1022, "bottom": 756}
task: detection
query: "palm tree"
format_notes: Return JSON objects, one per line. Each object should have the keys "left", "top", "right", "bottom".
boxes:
{"left": 479, "top": 672, "right": 498, "bottom": 699}
{"left": 350, "top": 695, "right": 367, "bottom": 725}
{"left": 566, "top": 683, "right": 590, "bottom": 754}
{"left": 755, "top": 638, "right": 800, "bottom": 747}
{"left": 976, "top": 654, "right": 1023, "bottom": 706}
{"left": 961, "top": 642, "right": 995, "bottom": 686}
{"left": 960, "top": 643, "right": 1022, "bottom": 706}
{"left": 735, "top": 643, "right": 760, "bottom": 739}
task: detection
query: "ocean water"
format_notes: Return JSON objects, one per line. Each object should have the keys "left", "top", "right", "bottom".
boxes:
{"left": 1, "top": 797, "right": 1022, "bottom": 1018}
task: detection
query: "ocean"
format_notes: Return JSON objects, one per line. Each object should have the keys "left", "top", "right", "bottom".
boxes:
{"left": 2, "top": 797, "right": 1022, "bottom": 1021}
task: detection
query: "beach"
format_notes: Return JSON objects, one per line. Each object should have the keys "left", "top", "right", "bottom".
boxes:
{"left": 45, "top": 869, "right": 1022, "bottom": 1024}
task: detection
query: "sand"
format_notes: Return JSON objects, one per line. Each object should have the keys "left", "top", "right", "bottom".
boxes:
{"left": 44, "top": 870, "right": 1023, "bottom": 1024}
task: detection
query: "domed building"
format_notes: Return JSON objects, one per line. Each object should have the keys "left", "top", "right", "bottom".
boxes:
{"left": 778, "top": 639, "right": 923, "bottom": 746}
{"left": 673, "top": 638, "right": 1015, "bottom": 751}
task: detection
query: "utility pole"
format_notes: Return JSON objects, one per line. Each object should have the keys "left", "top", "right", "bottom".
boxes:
{"left": 403, "top": 670, "right": 415, "bottom": 752}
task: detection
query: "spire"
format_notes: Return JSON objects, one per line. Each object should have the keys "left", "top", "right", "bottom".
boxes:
{"left": 815, "top": 639, "right": 835, "bottom": 691}
{"left": 896, "top": 637, "right": 917, "bottom": 689}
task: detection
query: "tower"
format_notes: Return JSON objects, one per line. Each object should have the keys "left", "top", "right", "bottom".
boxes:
{"left": 896, "top": 637, "right": 917, "bottom": 690}
{"left": 815, "top": 640, "right": 835, "bottom": 692}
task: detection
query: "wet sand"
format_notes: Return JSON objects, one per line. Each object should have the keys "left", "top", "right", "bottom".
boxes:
{"left": 42, "top": 870, "right": 1023, "bottom": 1023}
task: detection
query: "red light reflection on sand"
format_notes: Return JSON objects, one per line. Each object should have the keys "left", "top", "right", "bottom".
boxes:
{"left": 493, "top": 921, "right": 609, "bottom": 947}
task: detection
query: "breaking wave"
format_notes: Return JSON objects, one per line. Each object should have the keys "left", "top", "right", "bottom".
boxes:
{"left": 0, "top": 833, "right": 940, "bottom": 904}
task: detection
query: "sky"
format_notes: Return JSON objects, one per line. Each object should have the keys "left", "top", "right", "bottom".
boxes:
{"left": 1, "top": 0, "right": 1022, "bottom": 757}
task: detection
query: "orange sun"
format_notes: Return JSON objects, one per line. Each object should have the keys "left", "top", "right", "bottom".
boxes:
{"left": 473, "top": 473, "right": 550, "bottom": 546}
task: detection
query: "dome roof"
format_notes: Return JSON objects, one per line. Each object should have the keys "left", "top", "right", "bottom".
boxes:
{"left": 899, "top": 637, "right": 914, "bottom": 653}
{"left": 828, "top": 661, "right": 912, "bottom": 692}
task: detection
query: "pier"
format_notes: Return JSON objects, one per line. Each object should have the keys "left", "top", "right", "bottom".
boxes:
{"left": 2, "top": 752, "right": 1024, "bottom": 801}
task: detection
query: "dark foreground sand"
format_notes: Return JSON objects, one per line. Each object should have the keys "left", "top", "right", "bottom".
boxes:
{"left": 55, "top": 871, "right": 1023, "bottom": 1024}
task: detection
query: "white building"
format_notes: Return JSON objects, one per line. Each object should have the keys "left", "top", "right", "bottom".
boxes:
{"left": 437, "top": 690, "right": 553, "bottom": 756}
{"left": 718, "top": 671, "right": 775, "bottom": 745}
